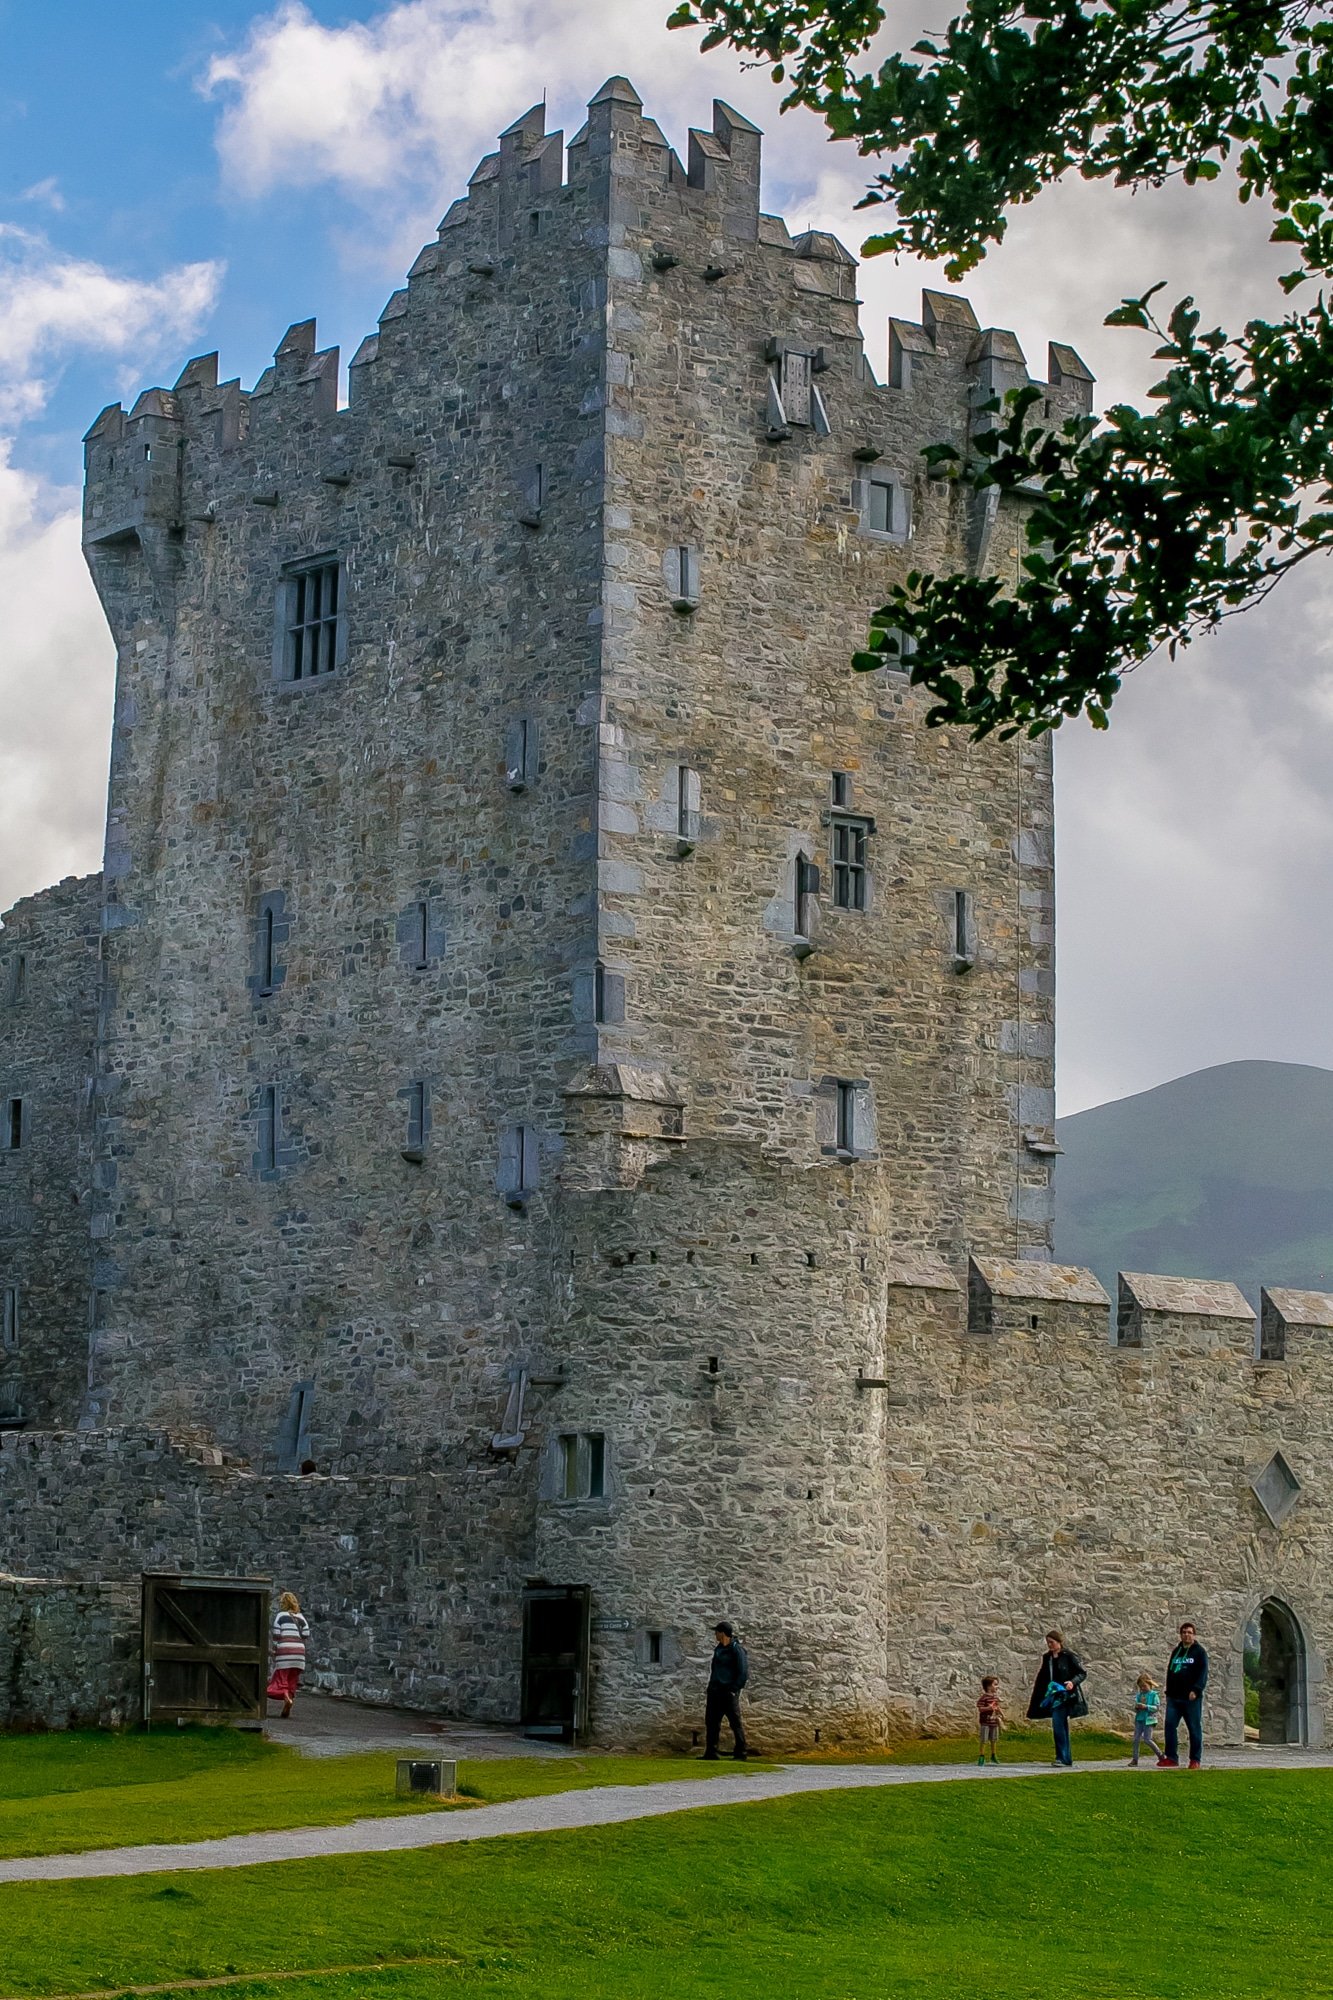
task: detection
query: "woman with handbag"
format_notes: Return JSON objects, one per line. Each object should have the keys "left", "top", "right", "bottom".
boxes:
{"left": 1026, "top": 1627, "right": 1088, "bottom": 1767}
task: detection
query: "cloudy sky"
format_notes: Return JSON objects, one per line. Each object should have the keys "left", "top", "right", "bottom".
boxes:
{"left": 0, "top": 0, "right": 1325, "bottom": 1114}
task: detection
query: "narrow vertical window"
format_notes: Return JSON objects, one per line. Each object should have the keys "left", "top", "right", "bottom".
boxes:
{"left": 559, "top": 1433, "right": 579, "bottom": 1500}
{"left": 404, "top": 1080, "right": 427, "bottom": 1159}
{"left": 677, "top": 545, "right": 698, "bottom": 604}
{"left": 413, "top": 901, "right": 430, "bottom": 970}
{"left": 953, "top": 890, "right": 976, "bottom": 969}
{"left": 519, "top": 463, "right": 544, "bottom": 526}
{"left": 795, "top": 855, "right": 819, "bottom": 942}
{"left": 835, "top": 1081, "right": 855, "bottom": 1156}
{"left": 4, "top": 1098, "right": 22, "bottom": 1152}
{"left": 259, "top": 906, "right": 276, "bottom": 994}
{"left": 676, "top": 765, "right": 701, "bottom": 850}
{"left": 11, "top": 955, "right": 26, "bottom": 1004}
{"left": 506, "top": 718, "right": 536, "bottom": 790}
{"left": 258, "top": 1084, "right": 278, "bottom": 1175}
{"left": 594, "top": 962, "right": 608, "bottom": 1025}
{"left": 647, "top": 1629, "right": 663, "bottom": 1665}
{"left": 830, "top": 772, "right": 851, "bottom": 809}
{"left": 518, "top": 1124, "right": 537, "bottom": 1192}
{"left": 2, "top": 1284, "right": 17, "bottom": 1354}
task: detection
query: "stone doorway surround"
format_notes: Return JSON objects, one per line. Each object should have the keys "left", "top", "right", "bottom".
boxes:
{"left": 1243, "top": 1595, "right": 1321, "bottom": 1748}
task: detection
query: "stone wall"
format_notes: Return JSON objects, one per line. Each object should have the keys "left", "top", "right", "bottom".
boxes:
{"left": 0, "top": 1573, "right": 139, "bottom": 1731}
{"left": 0, "top": 874, "right": 102, "bottom": 1430}
{"left": 2, "top": 1253, "right": 1329, "bottom": 1751}
{"left": 879, "top": 1262, "right": 1333, "bottom": 1748}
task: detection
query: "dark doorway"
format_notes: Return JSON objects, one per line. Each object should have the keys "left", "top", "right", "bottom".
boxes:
{"left": 521, "top": 1584, "right": 591, "bottom": 1742}
{"left": 1247, "top": 1599, "right": 1308, "bottom": 1745}
{"left": 142, "top": 1574, "right": 270, "bottom": 1726}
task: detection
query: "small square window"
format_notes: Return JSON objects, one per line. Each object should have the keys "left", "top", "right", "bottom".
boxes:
{"left": 556, "top": 1430, "right": 607, "bottom": 1501}
{"left": 831, "top": 818, "right": 870, "bottom": 910}
{"left": 280, "top": 559, "right": 342, "bottom": 682}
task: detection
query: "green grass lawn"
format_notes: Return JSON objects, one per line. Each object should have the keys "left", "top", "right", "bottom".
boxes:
{"left": 0, "top": 1731, "right": 771, "bottom": 1861}
{"left": 0, "top": 1767, "right": 1329, "bottom": 1999}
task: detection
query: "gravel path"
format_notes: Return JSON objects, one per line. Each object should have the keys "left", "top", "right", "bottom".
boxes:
{"left": 2, "top": 1746, "right": 1330, "bottom": 1886}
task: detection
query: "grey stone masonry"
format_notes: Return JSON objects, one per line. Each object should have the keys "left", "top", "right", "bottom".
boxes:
{"left": 0, "top": 874, "right": 101, "bottom": 1429}
{"left": 10, "top": 82, "right": 1325, "bottom": 1755}
{"left": 0, "top": 1572, "right": 139, "bottom": 1731}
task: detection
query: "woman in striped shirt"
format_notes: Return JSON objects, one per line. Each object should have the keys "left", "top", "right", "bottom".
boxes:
{"left": 267, "top": 1591, "right": 311, "bottom": 1718}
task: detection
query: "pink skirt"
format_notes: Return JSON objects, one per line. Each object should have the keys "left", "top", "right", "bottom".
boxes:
{"left": 267, "top": 1667, "right": 302, "bottom": 1701}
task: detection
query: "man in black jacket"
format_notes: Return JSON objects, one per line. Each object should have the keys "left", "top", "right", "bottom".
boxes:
{"left": 703, "top": 1620, "right": 749, "bottom": 1760}
{"left": 1160, "top": 1621, "right": 1209, "bottom": 1767}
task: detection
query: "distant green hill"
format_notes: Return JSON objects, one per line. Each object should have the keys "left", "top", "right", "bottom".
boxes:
{"left": 1054, "top": 1060, "right": 1333, "bottom": 1305}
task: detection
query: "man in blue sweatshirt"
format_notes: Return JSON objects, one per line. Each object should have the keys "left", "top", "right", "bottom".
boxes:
{"left": 1159, "top": 1621, "right": 1209, "bottom": 1767}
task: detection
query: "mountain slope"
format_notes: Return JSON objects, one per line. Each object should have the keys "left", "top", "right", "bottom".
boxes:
{"left": 1054, "top": 1060, "right": 1333, "bottom": 1303}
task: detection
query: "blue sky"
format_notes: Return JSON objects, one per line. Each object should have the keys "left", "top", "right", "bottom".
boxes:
{"left": 2, "top": 0, "right": 1330, "bottom": 1113}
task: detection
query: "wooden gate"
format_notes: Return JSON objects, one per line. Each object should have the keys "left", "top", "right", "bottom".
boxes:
{"left": 142, "top": 1574, "right": 271, "bottom": 1726}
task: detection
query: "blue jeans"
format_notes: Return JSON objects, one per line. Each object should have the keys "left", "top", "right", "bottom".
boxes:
{"left": 1051, "top": 1708, "right": 1073, "bottom": 1765}
{"left": 1165, "top": 1695, "right": 1203, "bottom": 1763}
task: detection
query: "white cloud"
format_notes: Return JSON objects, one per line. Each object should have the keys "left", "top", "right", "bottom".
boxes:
{"left": 0, "top": 236, "right": 223, "bottom": 911}
{"left": 18, "top": 176, "right": 65, "bottom": 212}
{"left": 0, "top": 226, "right": 222, "bottom": 425}
{"left": 0, "top": 450, "right": 114, "bottom": 913}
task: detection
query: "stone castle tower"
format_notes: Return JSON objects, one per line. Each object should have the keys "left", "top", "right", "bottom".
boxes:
{"left": 3, "top": 82, "right": 1327, "bottom": 1751}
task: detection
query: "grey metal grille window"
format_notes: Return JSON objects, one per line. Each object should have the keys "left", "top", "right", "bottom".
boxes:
{"left": 4, "top": 1098, "right": 22, "bottom": 1151}
{"left": 2, "top": 1284, "right": 17, "bottom": 1354}
{"left": 781, "top": 349, "right": 812, "bottom": 425}
{"left": 280, "top": 560, "right": 341, "bottom": 681}
{"left": 831, "top": 818, "right": 870, "bottom": 910}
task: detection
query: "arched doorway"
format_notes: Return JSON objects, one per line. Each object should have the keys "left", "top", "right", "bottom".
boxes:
{"left": 1244, "top": 1600, "right": 1308, "bottom": 1745}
